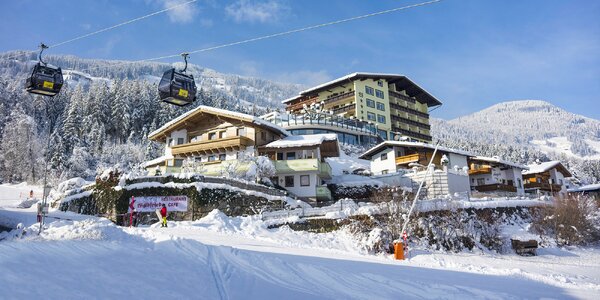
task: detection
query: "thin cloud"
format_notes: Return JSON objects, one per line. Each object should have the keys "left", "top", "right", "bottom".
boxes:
{"left": 225, "top": 0, "right": 289, "bottom": 24}
{"left": 158, "top": 0, "right": 199, "bottom": 24}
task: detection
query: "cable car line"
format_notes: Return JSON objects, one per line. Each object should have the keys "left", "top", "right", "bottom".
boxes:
{"left": 77, "top": 0, "right": 443, "bottom": 74}
{"left": 1, "top": 0, "right": 199, "bottom": 62}
{"left": 48, "top": 0, "right": 199, "bottom": 49}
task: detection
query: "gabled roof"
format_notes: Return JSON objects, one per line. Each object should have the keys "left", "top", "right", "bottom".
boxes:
{"left": 522, "top": 161, "right": 572, "bottom": 177}
{"left": 148, "top": 106, "right": 291, "bottom": 141}
{"left": 471, "top": 156, "right": 529, "bottom": 170}
{"left": 282, "top": 72, "right": 442, "bottom": 107}
{"left": 359, "top": 141, "right": 473, "bottom": 160}
{"left": 261, "top": 133, "right": 338, "bottom": 149}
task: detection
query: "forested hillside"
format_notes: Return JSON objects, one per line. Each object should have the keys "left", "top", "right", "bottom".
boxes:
{"left": 0, "top": 52, "right": 301, "bottom": 184}
{"left": 432, "top": 100, "right": 600, "bottom": 184}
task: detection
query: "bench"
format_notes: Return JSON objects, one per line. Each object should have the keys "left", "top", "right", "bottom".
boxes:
{"left": 511, "top": 239, "right": 538, "bottom": 256}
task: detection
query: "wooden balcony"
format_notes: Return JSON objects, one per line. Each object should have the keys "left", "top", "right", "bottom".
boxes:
{"left": 331, "top": 104, "right": 356, "bottom": 115}
{"left": 287, "top": 96, "right": 320, "bottom": 112}
{"left": 322, "top": 91, "right": 356, "bottom": 109}
{"left": 395, "top": 153, "right": 423, "bottom": 165}
{"left": 473, "top": 184, "right": 517, "bottom": 193}
{"left": 171, "top": 136, "right": 254, "bottom": 156}
{"left": 468, "top": 167, "right": 492, "bottom": 175}
{"left": 524, "top": 182, "right": 563, "bottom": 192}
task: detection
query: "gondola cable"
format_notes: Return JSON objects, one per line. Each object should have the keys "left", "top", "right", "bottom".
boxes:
{"left": 77, "top": 0, "right": 443, "bottom": 74}
{"left": 1, "top": 0, "right": 199, "bottom": 62}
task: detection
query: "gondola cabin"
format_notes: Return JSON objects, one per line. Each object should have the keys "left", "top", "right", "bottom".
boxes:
{"left": 25, "top": 63, "right": 64, "bottom": 97}
{"left": 158, "top": 69, "right": 197, "bottom": 106}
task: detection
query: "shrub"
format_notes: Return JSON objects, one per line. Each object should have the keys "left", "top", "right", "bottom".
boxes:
{"left": 531, "top": 196, "right": 600, "bottom": 246}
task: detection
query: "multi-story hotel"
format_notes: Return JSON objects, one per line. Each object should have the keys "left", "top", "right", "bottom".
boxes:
{"left": 282, "top": 73, "right": 442, "bottom": 142}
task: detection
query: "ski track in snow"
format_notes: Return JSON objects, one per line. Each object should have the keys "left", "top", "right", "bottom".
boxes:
{"left": 1, "top": 212, "right": 599, "bottom": 299}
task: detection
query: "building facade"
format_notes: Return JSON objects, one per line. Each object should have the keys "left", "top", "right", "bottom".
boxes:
{"left": 260, "top": 111, "right": 381, "bottom": 147}
{"left": 258, "top": 134, "right": 339, "bottom": 201}
{"left": 360, "top": 141, "right": 472, "bottom": 199}
{"left": 282, "top": 73, "right": 442, "bottom": 142}
{"left": 144, "top": 106, "right": 338, "bottom": 201}
{"left": 468, "top": 156, "right": 528, "bottom": 196}
{"left": 522, "top": 161, "right": 573, "bottom": 195}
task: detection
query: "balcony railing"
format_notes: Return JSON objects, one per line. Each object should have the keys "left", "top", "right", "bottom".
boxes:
{"left": 468, "top": 167, "right": 492, "bottom": 175}
{"left": 322, "top": 91, "right": 355, "bottom": 107}
{"left": 389, "top": 90, "right": 416, "bottom": 104}
{"left": 395, "top": 153, "right": 422, "bottom": 165}
{"left": 271, "top": 113, "right": 378, "bottom": 135}
{"left": 391, "top": 127, "right": 433, "bottom": 142}
{"left": 524, "top": 182, "right": 563, "bottom": 192}
{"left": 331, "top": 104, "right": 356, "bottom": 114}
{"left": 316, "top": 185, "right": 332, "bottom": 201}
{"left": 287, "top": 96, "right": 320, "bottom": 112}
{"left": 171, "top": 136, "right": 254, "bottom": 156}
{"left": 391, "top": 115, "right": 431, "bottom": 130}
{"left": 473, "top": 184, "right": 517, "bottom": 193}
{"left": 389, "top": 102, "right": 429, "bottom": 118}
{"left": 273, "top": 158, "right": 332, "bottom": 178}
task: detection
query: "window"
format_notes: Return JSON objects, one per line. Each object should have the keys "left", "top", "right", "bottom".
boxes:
{"left": 382, "top": 170, "right": 388, "bottom": 175}
{"left": 517, "top": 179, "right": 522, "bottom": 188}
{"left": 195, "top": 157, "right": 202, "bottom": 162}
{"left": 375, "top": 89, "right": 384, "bottom": 99}
{"left": 559, "top": 179, "right": 563, "bottom": 185}
{"left": 208, "top": 132, "right": 216, "bottom": 140}
{"left": 376, "top": 102, "right": 385, "bottom": 111}
{"left": 219, "top": 131, "right": 226, "bottom": 139}
{"left": 276, "top": 153, "right": 283, "bottom": 160}
{"left": 367, "top": 112, "right": 376, "bottom": 121}
{"left": 286, "top": 152, "right": 296, "bottom": 160}
{"left": 285, "top": 176, "right": 294, "bottom": 187}
{"left": 381, "top": 153, "right": 388, "bottom": 160}
{"left": 261, "top": 131, "right": 267, "bottom": 141}
{"left": 208, "top": 155, "right": 216, "bottom": 162}
{"left": 177, "top": 138, "right": 184, "bottom": 145}
{"left": 377, "top": 80, "right": 384, "bottom": 87}
{"left": 300, "top": 175, "right": 310, "bottom": 186}
{"left": 174, "top": 159, "right": 183, "bottom": 167}
{"left": 236, "top": 127, "right": 246, "bottom": 136}
{"left": 377, "top": 129, "right": 387, "bottom": 140}
{"left": 477, "top": 178, "right": 485, "bottom": 186}
{"left": 219, "top": 154, "right": 226, "bottom": 161}
{"left": 167, "top": 138, "right": 173, "bottom": 146}
{"left": 366, "top": 99, "right": 375, "bottom": 108}
{"left": 365, "top": 86, "right": 374, "bottom": 96}
{"left": 377, "top": 114, "right": 386, "bottom": 124}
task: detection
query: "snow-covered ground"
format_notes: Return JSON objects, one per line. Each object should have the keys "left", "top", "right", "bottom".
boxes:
{"left": 1, "top": 184, "right": 599, "bottom": 299}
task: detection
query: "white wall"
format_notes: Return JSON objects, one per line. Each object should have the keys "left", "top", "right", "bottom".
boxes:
{"left": 276, "top": 173, "right": 319, "bottom": 198}
{"left": 447, "top": 153, "right": 468, "bottom": 170}
{"left": 370, "top": 147, "right": 397, "bottom": 175}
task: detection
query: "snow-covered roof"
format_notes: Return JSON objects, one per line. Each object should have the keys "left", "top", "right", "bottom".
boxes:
{"left": 522, "top": 161, "right": 572, "bottom": 177}
{"left": 282, "top": 72, "right": 442, "bottom": 107}
{"left": 359, "top": 141, "right": 474, "bottom": 160}
{"left": 471, "top": 156, "right": 528, "bottom": 170}
{"left": 261, "top": 134, "right": 338, "bottom": 149}
{"left": 568, "top": 183, "right": 600, "bottom": 193}
{"left": 142, "top": 155, "right": 173, "bottom": 168}
{"left": 148, "top": 106, "right": 291, "bottom": 140}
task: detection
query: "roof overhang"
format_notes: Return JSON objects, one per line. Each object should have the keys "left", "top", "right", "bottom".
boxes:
{"left": 282, "top": 72, "right": 442, "bottom": 107}
{"left": 148, "top": 106, "right": 291, "bottom": 142}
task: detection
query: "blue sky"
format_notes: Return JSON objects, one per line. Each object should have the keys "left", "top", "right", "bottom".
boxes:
{"left": 1, "top": 0, "right": 599, "bottom": 120}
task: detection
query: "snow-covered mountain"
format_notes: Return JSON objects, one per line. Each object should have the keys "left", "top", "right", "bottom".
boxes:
{"left": 432, "top": 100, "right": 600, "bottom": 160}
{"left": 0, "top": 51, "right": 302, "bottom": 110}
